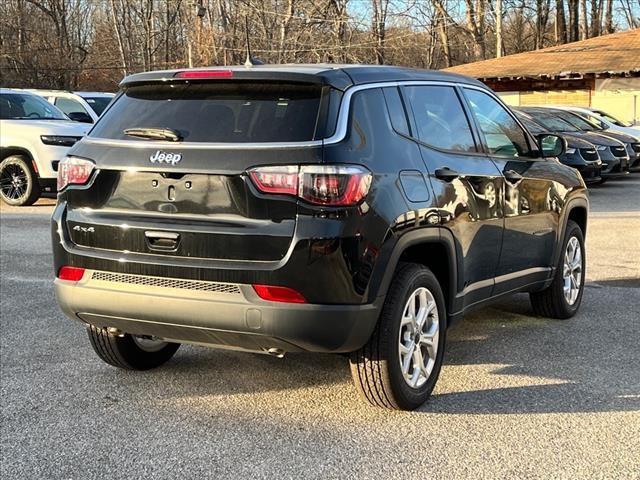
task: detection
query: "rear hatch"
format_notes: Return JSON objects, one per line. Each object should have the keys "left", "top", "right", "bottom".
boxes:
{"left": 62, "top": 79, "right": 340, "bottom": 263}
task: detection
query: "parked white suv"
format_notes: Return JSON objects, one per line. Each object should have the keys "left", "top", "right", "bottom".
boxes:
{"left": 0, "top": 89, "right": 90, "bottom": 206}
{"left": 27, "top": 90, "right": 115, "bottom": 124}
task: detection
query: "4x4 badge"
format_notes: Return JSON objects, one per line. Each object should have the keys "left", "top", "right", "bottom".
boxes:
{"left": 149, "top": 150, "right": 182, "bottom": 165}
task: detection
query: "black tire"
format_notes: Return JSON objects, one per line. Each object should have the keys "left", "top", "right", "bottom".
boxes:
{"left": 530, "top": 220, "right": 585, "bottom": 319}
{"left": 350, "top": 263, "right": 447, "bottom": 410}
{"left": 87, "top": 325, "right": 180, "bottom": 370}
{"left": 0, "top": 155, "right": 41, "bottom": 206}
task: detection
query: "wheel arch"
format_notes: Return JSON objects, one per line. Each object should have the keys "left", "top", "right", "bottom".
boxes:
{"left": 567, "top": 204, "right": 588, "bottom": 236}
{"left": 373, "top": 228, "right": 458, "bottom": 325}
{"left": 553, "top": 195, "right": 589, "bottom": 268}
{"left": 0, "top": 147, "right": 38, "bottom": 175}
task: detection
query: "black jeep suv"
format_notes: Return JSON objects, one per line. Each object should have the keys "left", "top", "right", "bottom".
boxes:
{"left": 52, "top": 65, "right": 588, "bottom": 410}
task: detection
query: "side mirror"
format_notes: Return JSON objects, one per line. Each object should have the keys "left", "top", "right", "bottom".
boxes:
{"left": 537, "top": 133, "right": 565, "bottom": 158}
{"left": 67, "top": 111, "right": 93, "bottom": 123}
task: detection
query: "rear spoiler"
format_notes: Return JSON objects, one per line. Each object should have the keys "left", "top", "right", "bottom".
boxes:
{"left": 119, "top": 67, "right": 354, "bottom": 91}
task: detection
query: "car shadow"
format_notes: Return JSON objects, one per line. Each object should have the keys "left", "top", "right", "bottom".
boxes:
{"left": 588, "top": 277, "right": 640, "bottom": 289}
{"left": 421, "top": 292, "right": 639, "bottom": 414}
{"left": 89, "top": 289, "right": 640, "bottom": 417}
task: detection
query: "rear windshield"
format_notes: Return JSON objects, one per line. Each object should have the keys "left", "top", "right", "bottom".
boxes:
{"left": 83, "top": 96, "right": 113, "bottom": 116}
{"left": 90, "top": 82, "right": 332, "bottom": 143}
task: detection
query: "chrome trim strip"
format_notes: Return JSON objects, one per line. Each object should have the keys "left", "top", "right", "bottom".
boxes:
{"left": 54, "top": 201, "right": 300, "bottom": 270}
{"left": 460, "top": 278, "right": 494, "bottom": 296}
{"left": 460, "top": 267, "right": 552, "bottom": 296}
{"left": 81, "top": 137, "right": 324, "bottom": 150}
{"left": 494, "top": 267, "right": 551, "bottom": 284}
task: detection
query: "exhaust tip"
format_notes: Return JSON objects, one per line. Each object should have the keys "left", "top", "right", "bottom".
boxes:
{"left": 267, "top": 348, "right": 285, "bottom": 358}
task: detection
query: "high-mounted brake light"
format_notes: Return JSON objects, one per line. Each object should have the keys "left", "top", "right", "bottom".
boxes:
{"left": 248, "top": 165, "right": 372, "bottom": 206}
{"left": 57, "top": 266, "right": 86, "bottom": 282}
{"left": 57, "top": 156, "right": 95, "bottom": 191}
{"left": 253, "top": 285, "right": 307, "bottom": 304}
{"left": 174, "top": 70, "right": 234, "bottom": 79}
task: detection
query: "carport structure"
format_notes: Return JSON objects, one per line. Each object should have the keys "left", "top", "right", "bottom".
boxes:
{"left": 444, "top": 28, "right": 640, "bottom": 125}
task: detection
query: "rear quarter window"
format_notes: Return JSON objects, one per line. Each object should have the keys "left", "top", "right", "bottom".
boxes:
{"left": 90, "top": 82, "right": 332, "bottom": 143}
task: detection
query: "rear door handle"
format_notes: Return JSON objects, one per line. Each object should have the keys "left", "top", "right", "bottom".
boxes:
{"left": 145, "top": 231, "right": 180, "bottom": 251}
{"left": 504, "top": 170, "right": 523, "bottom": 183}
{"left": 434, "top": 167, "right": 460, "bottom": 182}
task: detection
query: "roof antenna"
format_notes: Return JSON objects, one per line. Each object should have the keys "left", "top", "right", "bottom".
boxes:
{"left": 244, "top": 16, "right": 263, "bottom": 68}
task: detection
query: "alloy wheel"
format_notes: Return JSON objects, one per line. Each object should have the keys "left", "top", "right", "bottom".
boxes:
{"left": 0, "top": 163, "right": 29, "bottom": 203}
{"left": 563, "top": 236, "right": 582, "bottom": 305}
{"left": 398, "top": 287, "right": 439, "bottom": 388}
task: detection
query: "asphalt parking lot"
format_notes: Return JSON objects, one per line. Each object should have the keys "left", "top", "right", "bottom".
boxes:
{"left": 1, "top": 177, "right": 639, "bottom": 479}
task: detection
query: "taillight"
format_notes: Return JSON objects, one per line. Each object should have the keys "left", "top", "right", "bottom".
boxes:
{"left": 57, "top": 266, "right": 86, "bottom": 282}
{"left": 248, "top": 165, "right": 371, "bottom": 206}
{"left": 57, "top": 156, "right": 94, "bottom": 191}
{"left": 299, "top": 165, "right": 371, "bottom": 206}
{"left": 248, "top": 166, "right": 298, "bottom": 195}
{"left": 253, "top": 285, "right": 307, "bottom": 303}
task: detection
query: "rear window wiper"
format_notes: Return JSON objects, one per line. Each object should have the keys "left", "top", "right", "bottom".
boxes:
{"left": 123, "top": 127, "right": 182, "bottom": 142}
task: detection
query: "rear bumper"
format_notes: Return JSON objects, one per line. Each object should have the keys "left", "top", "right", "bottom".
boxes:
{"left": 39, "top": 177, "right": 57, "bottom": 194}
{"left": 54, "top": 270, "right": 380, "bottom": 354}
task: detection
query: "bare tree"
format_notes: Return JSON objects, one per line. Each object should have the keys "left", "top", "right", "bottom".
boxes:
{"left": 555, "top": 0, "right": 568, "bottom": 44}
{"left": 567, "top": 0, "right": 579, "bottom": 41}
{"left": 496, "top": 0, "right": 503, "bottom": 57}
{"left": 0, "top": 0, "right": 633, "bottom": 91}
{"left": 371, "top": 0, "right": 390, "bottom": 64}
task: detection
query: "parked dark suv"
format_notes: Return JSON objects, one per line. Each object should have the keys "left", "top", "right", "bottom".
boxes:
{"left": 52, "top": 65, "right": 588, "bottom": 410}
{"left": 515, "top": 110, "right": 602, "bottom": 184}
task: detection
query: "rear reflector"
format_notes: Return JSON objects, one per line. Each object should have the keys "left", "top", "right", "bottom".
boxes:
{"left": 58, "top": 266, "right": 86, "bottom": 282}
{"left": 174, "top": 70, "right": 233, "bottom": 79}
{"left": 253, "top": 285, "right": 307, "bottom": 303}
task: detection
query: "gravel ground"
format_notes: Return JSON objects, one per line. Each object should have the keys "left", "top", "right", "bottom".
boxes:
{"left": 1, "top": 177, "right": 639, "bottom": 479}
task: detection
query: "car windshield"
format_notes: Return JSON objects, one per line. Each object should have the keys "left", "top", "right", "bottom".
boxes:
{"left": 0, "top": 92, "right": 68, "bottom": 120}
{"left": 517, "top": 115, "right": 544, "bottom": 134}
{"left": 553, "top": 111, "right": 601, "bottom": 131}
{"left": 82, "top": 96, "right": 113, "bottom": 116}
{"left": 525, "top": 111, "right": 579, "bottom": 132}
{"left": 578, "top": 111, "right": 609, "bottom": 129}
{"left": 594, "top": 110, "right": 633, "bottom": 128}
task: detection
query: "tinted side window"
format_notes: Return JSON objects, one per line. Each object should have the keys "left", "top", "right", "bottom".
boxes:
{"left": 55, "top": 97, "right": 89, "bottom": 116}
{"left": 382, "top": 87, "right": 409, "bottom": 136}
{"left": 464, "top": 89, "right": 531, "bottom": 158}
{"left": 84, "top": 97, "right": 112, "bottom": 116}
{"left": 404, "top": 85, "right": 476, "bottom": 152}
